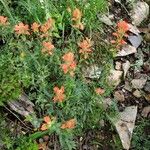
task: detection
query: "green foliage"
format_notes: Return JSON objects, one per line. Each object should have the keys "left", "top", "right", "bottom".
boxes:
{"left": 0, "top": 0, "right": 116, "bottom": 149}
{"left": 131, "top": 119, "right": 150, "bottom": 150}
{"left": 0, "top": 114, "right": 13, "bottom": 149}
{"left": 0, "top": 52, "right": 21, "bottom": 105}
{"left": 15, "top": 137, "right": 38, "bottom": 150}
{"left": 0, "top": 113, "right": 38, "bottom": 150}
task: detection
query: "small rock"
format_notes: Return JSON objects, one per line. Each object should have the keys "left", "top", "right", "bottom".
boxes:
{"left": 143, "top": 62, "right": 150, "bottom": 72}
{"left": 139, "top": 27, "right": 150, "bottom": 34}
{"left": 141, "top": 106, "right": 150, "bottom": 117}
{"left": 144, "top": 82, "right": 150, "bottom": 93}
{"left": 114, "top": 106, "right": 137, "bottom": 150}
{"left": 124, "top": 81, "right": 132, "bottom": 92}
{"left": 80, "top": 137, "right": 83, "bottom": 141}
{"left": 39, "top": 138, "right": 44, "bottom": 143}
{"left": 131, "top": 78, "right": 147, "bottom": 89}
{"left": 133, "top": 90, "right": 141, "bottom": 98}
{"left": 98, "top": 14, "right": 113, "bottom": 26}
{"left": 109, "top": 14, "right": 114, "bottom": 20}
{"left": 122, "top": 60, "right": 130, "bottom": 79}
{"left": 144, "top": 33, "right": 150, "bottom": 42}
{"left": 128, "top": 24, "right": 141, "bottom": 35}
{"left": 116, "top": 45, "right": 137, "bottom": 57}
{"left": 99, "top": 119, "right": 105, "bottom": 127}
{"left": 114, "top": 90, "right": 125, "bottom": 102}
{"left": 115, "top": 61, "right": 122, "bottom": 70}
{"left": 82, "top": 65, "right": 102, "bottom": 79}
{"left": 108, "top": 69, "right": 123, "bottom": 87}
{"left": 131, "top": 2, "right": 149, "bottom": 26}
{"left": 128, "top": 35, "right": 142, "bottom": 48}
{"left": 126, "top": 0, "right": 137, "bottom": 3}
{"left": 43, "top": 135, "right": 49, "bottom": 142}
{"left": 144, "top": 94, "right": 150, "bottom": 103}
{"left": 134, "top": 72, "right": 147, "bottom": 79}
{"left": 103, "top": 98, "right": 112, "bottom": 109}
{"left": 115, "top": 0, "right": 121, "bottom": 3}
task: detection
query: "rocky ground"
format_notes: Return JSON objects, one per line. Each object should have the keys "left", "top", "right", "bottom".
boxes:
{"left": 76, "top": 0, "right": 150, "bottom": 149}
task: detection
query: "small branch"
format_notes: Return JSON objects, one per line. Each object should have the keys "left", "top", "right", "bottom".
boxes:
{"left": 3, "top": 105, "right": 33, "bottom": 130}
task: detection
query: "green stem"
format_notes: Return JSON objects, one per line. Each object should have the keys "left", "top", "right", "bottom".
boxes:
{"left": 29, "top": 127, "right": 55, "bottom": 140}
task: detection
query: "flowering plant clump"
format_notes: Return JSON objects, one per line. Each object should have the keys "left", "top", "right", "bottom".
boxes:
{"left": 14, "top": 22, "right": 30, "bottom": 35}
{"left": 42, "top": 41, "right": 55, "bottom": 55}
{"left": 40, "top": 116, "right": 53, "bottom": 131}
{"left": 0, "top": 16, "right": 8, "bottom": 25}
{"left": 61, "top": 119, "right": 76, "bottom": 129}
{"left": 78, "top": 37, "right": 93, "bottom": 59}
{"left": 0, "top": 1, "right": 112, "bottom": 149}
{"left": 31, "top": 22, "right": 40, "bottom": 32}
{"left": 111, "top": 21, "right": 129, "bottom": 49}
{"left": 72, "top": 8, "right": 84, "bottom": 30}
{"left": 61, "top": 52, "right": 77, "bottom": 76}
{"left": 53, "top": 86, "right": 66, "bottom": 103}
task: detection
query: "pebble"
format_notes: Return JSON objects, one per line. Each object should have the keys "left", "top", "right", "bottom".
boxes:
{"left": 133, "top": 90, "right": 142, "bottom": 98}
{"left": 99, "top": 120, "right": 105, "bottom": 127}
{"left": 144, "top": 33, "right": 150, "bottom": 42}
{"left": 82, "top": 65, "right": 102, "bottom": 79}
{"left": 115, "top": 61, "right": 122, "bottom": 70}
{"left": 39, "top": 138, "right": 44, "bottom": 143}
{"left": 122, "top": 60, "right": 130, "bottom": 79}
{"left": 108, "top": 69, "right": 123, "bottom": 87}
{"left": 103, "top": 98, "right": 112, "bottom": 109}
{"left": 143, "top": 62, "right": 150, "bottom": 73}
{"left": 114, "top": 90, "right": 125, "bottom": 102}
{"left": 131, "top": 78, "right": 147, "bottom": 89}
{"left": 43, "top": 135, "right": 49, "bottom": 142}
{"left": 131, "top": 2, "right": 149, "bottom": 26}
{"left": 144, "top": 82, "right": 150, "bottom": 93}
{"left": 144, "top": 94, "right": 150, "bottom": 103}
{"left": 141, "top": 106, "right": 150, "bottom": 118}
{"left": 124, "top": 81, "right": 132, "bottom": 92}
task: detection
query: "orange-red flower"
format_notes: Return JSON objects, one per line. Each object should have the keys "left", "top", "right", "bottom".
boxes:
{"left": 31, "top": 22, "right": 40, "bottom": 32}
{"left": 72, "top": 8, "right": 84, "bottom": 30}
{"left": 111, "top": 21, "right": 129, "bottom": 48}
{"left": 78, "top": 37, "right": 93, "bottom": 59}
{"left": 40, "top": 116, "right": 52, "bottom": 131}
{"left": 0, "top": 16, "right": 8, "bottom": 25}
{"left": 61, "top": 52, "right": 76, "bottom": 76}
{"left": 53, "top": 86, "right": 65, "bottom": 103}
{"left": 117, "top": 21, "right": 129, "bottom": 32}
{"left": 61, "top": 119, "right": 76, "bottom": 129}
{"left": 119, "top": 39, "right": 126, "bottom": 45}
{"left": 72, "top": 8, "right": 82, "bottom": 21}
{"left": 95, "top": 88, "right": 105, "bottom": 95}
{"left": 62, "top": 52, "right": 75, "bottom": 62}
{"left": 40, "top": 18, "right": 54, "bottom": 33}
{"left": 42, "top": 41, "right": 55, "bottom": 55}
{"left": 14, "top": 22, "right": 30, "bottom": 35}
